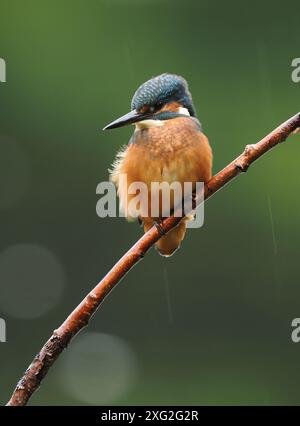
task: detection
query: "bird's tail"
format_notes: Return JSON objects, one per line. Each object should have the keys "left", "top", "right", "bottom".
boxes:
{"left": 144, "top": 218, "right": 189, "bottom": 257}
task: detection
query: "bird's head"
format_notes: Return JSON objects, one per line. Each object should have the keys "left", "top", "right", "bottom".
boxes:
{"left": 103, "top": 73, "right": 196, "bottom": 130}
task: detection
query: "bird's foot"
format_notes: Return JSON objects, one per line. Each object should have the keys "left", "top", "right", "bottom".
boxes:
{"left": 292, "top": 127, "right": 300, "bottom": 135}
{"left": 154, "top": 219, "right": 166, "bottom": 236}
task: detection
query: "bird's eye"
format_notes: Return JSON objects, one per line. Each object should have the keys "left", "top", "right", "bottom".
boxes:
{"left": 148, "top": 102, "right": 163, "bottom": 113}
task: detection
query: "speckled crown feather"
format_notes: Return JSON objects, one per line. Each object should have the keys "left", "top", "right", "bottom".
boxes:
{"left": 131, "top": 73, "right": 196, "bottom": 117}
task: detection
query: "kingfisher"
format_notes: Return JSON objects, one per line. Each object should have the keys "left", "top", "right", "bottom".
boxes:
{"left": 103, "top": 73, "right": 213, "bottom": 257}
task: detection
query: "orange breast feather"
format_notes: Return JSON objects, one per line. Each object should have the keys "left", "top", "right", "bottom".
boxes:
{"left": 110, "top": 117, "right": 212, "bottom": 220}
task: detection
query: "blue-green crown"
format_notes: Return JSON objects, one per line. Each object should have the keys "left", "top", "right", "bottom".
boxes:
{"left": 131, "top": 73, "right": 196, "bottom": 117}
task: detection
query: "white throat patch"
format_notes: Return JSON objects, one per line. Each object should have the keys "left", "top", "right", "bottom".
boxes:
{"left": 178, "top": 107, "right": 190, "bottom": 116}
{"left": 135, "top": 107, "right": 190, "bottom": 130}
{"left": 135, "top": 119, "right": 164, "bottom": 130}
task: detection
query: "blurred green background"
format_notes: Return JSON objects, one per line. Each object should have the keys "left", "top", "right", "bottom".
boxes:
{"left": 0, "top": 0, "right": 300, "bottom": 406}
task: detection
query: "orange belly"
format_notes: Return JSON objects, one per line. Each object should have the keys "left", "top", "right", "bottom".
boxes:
{"left": 110, "top": 116, "right": 213, "bottom": 221}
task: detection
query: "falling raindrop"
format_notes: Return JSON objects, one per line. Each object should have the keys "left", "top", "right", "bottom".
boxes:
{"left": 0, "top": 136, "right": 32, "bottom": 211}
{"left": 267, "top": 194, "right": 278, "bottom": 255}
{"left": 163, "top": 267, "right": 174, "bottom": 324}
{"left": 0, "top": 244, "right": 65, "bottom": 319}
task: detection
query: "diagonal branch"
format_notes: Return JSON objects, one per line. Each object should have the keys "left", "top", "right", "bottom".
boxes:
{"left": 6, "top": 112, "right": 300, "bottom": 406}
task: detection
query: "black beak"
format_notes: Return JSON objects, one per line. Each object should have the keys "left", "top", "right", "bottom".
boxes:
{"left": 103, "top": 109, "right": 151, "bottom": 130}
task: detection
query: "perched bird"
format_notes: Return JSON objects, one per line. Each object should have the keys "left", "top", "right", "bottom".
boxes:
{"left": 104, "top": 73, "right": 212, "bottom": 257}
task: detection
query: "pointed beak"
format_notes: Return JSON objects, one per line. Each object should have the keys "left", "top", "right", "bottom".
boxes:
{"left": 103, "top": 109, "right": 151, "bottom": 130}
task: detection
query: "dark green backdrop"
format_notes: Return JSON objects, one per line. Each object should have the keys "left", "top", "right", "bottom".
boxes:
{"left": 0, "top": 0, "right": 300, "bottom": 405}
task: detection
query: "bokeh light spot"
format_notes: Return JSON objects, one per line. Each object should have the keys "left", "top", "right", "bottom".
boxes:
{"left": 0, "top": 244, "right": 65, "bottom": 319}
{"left": 58, "top": 332, "right": 138, "bottom": 405}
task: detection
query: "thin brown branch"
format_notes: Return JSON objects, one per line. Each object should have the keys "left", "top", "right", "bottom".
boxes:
{"left": 6, "top": 112, "right": 300, "bottom": 406}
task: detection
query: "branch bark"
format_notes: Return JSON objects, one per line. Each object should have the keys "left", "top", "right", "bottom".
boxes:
{"left": 6, "top": 112, "right": 300, "bottom": 406}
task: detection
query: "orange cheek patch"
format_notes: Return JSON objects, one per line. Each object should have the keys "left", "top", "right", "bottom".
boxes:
{"left": 160, "top": 102, "right": 182, "bottom": 113}
{"left": 139, "top": 105, "right": 149, "bottom": 114}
